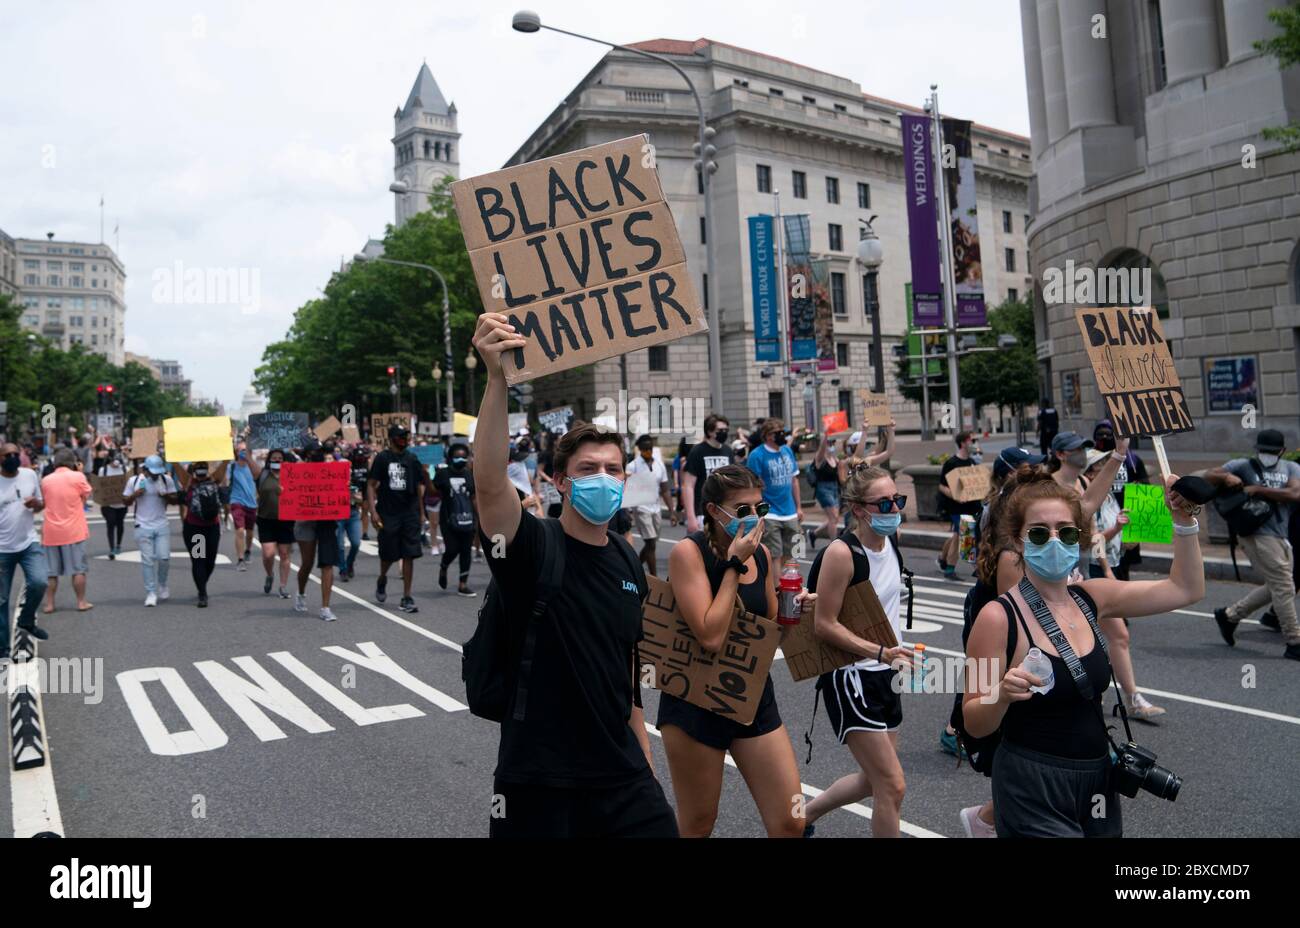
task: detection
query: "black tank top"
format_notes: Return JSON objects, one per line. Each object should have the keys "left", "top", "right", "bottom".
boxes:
{"left": 814, "top": 459, "right": 838, "bottom": 484}
{"left": 1000, "top": 585, "right": 1112, "bottom": 759}
{"left": 688, "top": 531, "right": 771, "bottom": 617}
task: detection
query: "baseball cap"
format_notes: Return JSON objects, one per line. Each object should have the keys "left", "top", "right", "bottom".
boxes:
{"left": 1050, "top": 431, "right": 1093, "bottom": 453}
{"left": 387, "top": 423, "right": 410, "bottom": 440}
{"left": 993, "top": 446, "right": 1047, "bottom": 480}
{"left": 1083, "top": 448, "right": 1111, "bottom": 471}
{"left": 848, "top": 430, "right": 863, "bottom": 447}
{"left": 1256, "top": 429, "right": 1285, "bottom": 453}
{"left": 143, "top": 454, "right": 167, "bottom": 475}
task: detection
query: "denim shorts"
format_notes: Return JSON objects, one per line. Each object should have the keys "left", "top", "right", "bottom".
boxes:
{"left": 814, "top": 481, "right": 840, "bottom": 509}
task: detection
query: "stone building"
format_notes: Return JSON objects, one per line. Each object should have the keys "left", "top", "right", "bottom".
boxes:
{"left": 13, "top": 235, "right": 126, "bottom": 365}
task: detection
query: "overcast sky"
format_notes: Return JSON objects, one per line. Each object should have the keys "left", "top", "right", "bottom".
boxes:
{"left": 2, "top": 0, "right": 1029, "bottom": 411}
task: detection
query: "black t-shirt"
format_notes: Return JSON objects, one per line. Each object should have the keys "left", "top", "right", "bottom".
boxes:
{"left": 368, "top": 449, "right": 423, "bottom": 516}
{"left": 940, "top": 455, "right": 983, "bottom": 516}
{"left": 480, "top": 511, "right": 649, "bottom": 788}
{"left": 685, "top": 441, "right": 736, "bottom": 514}
{"left": 1109, "top": 453, "right": 1148, "bottom": 505}
{"left": 433, "top": 464, "right": 475, "bottom": 532}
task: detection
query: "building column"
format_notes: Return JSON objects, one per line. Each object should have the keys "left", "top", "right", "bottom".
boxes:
{"left": 1021, "top": 0, "right": 1050, "bottom": 157}
{"left": 1060, "top": 0, "right": 1116, "bottom": 129}
{"left": 1159, "top": 0, "right": 1221, "bottom": 85}
{"left": 1226, "top": 0, "right": 1279, "bottom": 64}
{"left": 1037, "top": 0, "right": 1069, "bottom": 144}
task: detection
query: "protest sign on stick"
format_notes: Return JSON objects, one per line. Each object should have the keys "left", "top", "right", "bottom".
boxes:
{"left": 163, "top": 417, "right": 234, "bottom": 462}
{"left": 313, "top": 416, "right": 342, "bottom": 442}
{"left": 946, "top": 464, "right": 993, "bottom": 503}
{"left": 1121, "top": 482, "right": 1174, "bottom": 544}
{"left": 858, "top": 390, "right": 892, "bottom": 427}
{"left": 248, "top": 413, "right": 309, "bottom": 451}
{"left": 369, "top": 413, "right": 415, "bottom": 451}
{"left": 130, "top": 427, "right": 160, "bottom": 460}
{"left": 89, "top": 473, "right": 129, "bottom": 507}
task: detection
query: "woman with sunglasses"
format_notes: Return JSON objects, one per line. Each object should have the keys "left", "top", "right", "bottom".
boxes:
{"left": 802, "top": 464, "right": 915, "bottom": 838}
{"left": 660, "top": 464, "right": 813, "bottom": 837}
{"left": 962, "top": 471, "right": 1203, "bottom": 837}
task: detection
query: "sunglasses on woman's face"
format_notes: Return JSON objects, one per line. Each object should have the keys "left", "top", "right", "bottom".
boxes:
{"left": 1026, "top": 525, "right": 1081, "bottom": 546}
{"left": 720, "top": 501, "right": 770, "bottom": 519}
{"left": 865, "top": 494, "right": 907, "bottom": 513}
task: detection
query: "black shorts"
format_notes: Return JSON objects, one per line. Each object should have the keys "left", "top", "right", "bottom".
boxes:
{"left": 817, "top": 666, "right": 902, "bottom": 742}
{"left": 377, "top": 508, "right": 423, "bottom": 562}
{"left": 992, "top": 739, "right": 1122, "bottom": 837}
{"left": 256, "top": 517, "right": 295, "bottom": 546}
{"left": 656, "top": 675, "right": 783, "bottom": 750}
{"left": 488, "top": 772, "right": 678, "bottom": 839}
{"left": 313, "top": 520, "right": 339, "bottom": 568}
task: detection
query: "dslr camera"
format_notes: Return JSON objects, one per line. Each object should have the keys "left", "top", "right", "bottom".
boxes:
{"left": 1112, "top": 741, "right": 1181, "bottom": 801}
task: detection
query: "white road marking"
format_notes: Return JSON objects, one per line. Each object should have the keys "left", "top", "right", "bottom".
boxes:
{"left": 194, "top": 657, "right": 335, "bottom": 741}
{"left": 267, "top": 652, "right": 423, "bottom": 726}
{"left": 97, "top": 549, "right": 232, "bottom": 565}
{"left": 116, "top": 667, "right": 229, "bottom": 756}
{"left": 7, "top": 591, "right": 65, "bottom": 837}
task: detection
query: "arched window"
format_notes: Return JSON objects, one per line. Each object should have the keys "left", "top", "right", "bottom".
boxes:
{"left": 1098, "top": 248, "right": 1169, "bottom": 319}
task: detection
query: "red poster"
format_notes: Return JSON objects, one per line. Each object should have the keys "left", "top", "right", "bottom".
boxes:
{"left": 279, "top": 462, "right": 351, "bottom": 520}
{"left": 821, "top": 410, "right": 849, "bottom": 435}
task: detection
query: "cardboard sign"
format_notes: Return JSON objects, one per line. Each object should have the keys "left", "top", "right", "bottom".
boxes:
{"left": 162, "top": 417, "right": 234, "bottom": 463}
{"left": 639, "top": 576, "right": 781, "bottom": 726}
{"left": 248, "top": 412, "right": 310, "bottom": 451}
{"left": 821, "top": 410, "right": 849, "bottom": 435}
{"left": 945, "top": 463, "right": 993, "bottom": 503}
{"left": 1121, "top": 482, "right": 1173, "bottom": 544}
{"left": 858, "top": 390, "right": 892, "bottom": 427}
{"left": 451, "top": 135, "right": 707, "bottom": 384}
{"left": 313, "top": 416, "right": 342, "bottom": 442}
{"left": 782, "top": 579, "right": 898, "bottom": 683}
{"left": 130, "top": 427, "right": 160, "bottom": 460}
{"left": 278, "top": 461, "right": 351, "bottom": 520}
{"left": 89, "top": 473, "right": 129, "bottom": 507}
{"left": 453, "top": 412, "right": 476, "bottom": 437}
{"left": 341, "top": 425, "right": 361, "bottom": 444}
{"left": 370, "top": 413, "right": 415, "bottom": 451}
{"left": 1074, "top": 306, "right": 1192, "bottom": 438}
{"left": 538, "top": 406, "right": 573, "bottom": 434}
{"left": 416, "top": 421, "right": 440, "bottom": 436}
{"left": 623, "top": 460, "right": 664, "bottom": 510}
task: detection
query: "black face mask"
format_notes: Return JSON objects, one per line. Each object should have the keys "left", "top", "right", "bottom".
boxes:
{"left": 2, "top": 453, "right": 19, "bottom": 473}
{"left": 451, "top": 457, "right": 468, "bottom": 467}
{"left": 714, "top": 429, "right": 728, "bottom": 444}
{"left": 1095, "top": 434, "right": 1115, "bottom": 452}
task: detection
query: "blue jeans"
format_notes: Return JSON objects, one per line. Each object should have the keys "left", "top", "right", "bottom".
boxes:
{"left": 135, "top": 523, "right": 171, "bottom": 595}
{"left": 0, "top": 542, "right": 49, "bottom": 652}
{"left": 336, "top": 510, "right": 362, "bottom": 573}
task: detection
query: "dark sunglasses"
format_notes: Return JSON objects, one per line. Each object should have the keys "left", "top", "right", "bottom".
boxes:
{"left": 1026, "top": 525, "right": 1081, "bottom": 546}
{"left": 726, "top": 502, "right": 770, "bottom": 519}
{"left": 864, "top": 494, "right": 907, "bottom": 513}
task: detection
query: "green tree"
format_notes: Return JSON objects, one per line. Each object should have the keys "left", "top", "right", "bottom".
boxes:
{"left": 959, "top": 298, "right": 1039, "bottom": 421}
{"left": 1258, "top": 4, "right": 1300, "bottom": 150}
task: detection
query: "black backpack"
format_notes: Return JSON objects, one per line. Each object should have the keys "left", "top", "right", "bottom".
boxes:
{"left": 190, "top": 481, "right": 221, "bottom": 521}
{"left": 1213, "top": 459, "right": 1276, "bottom": 580}
{"left": 462, "top": 518, "right": 644, "bottom": 723}
{"left": 445, "top": 474, "right": 475, "bottom": 531}
{"left": 949, "top": 593, "right": 1019, "bottom": 776}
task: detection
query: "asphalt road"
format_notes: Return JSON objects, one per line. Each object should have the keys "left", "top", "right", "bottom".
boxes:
{"left": 7, "top": 511, "right": 1299, "bottom": 838}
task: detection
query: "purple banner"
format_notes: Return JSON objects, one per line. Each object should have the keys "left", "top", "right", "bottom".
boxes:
{"left": 943, "top": 117, "right": 986, "bottom": 327}
{"left": 902, "top": 113, "right": 943, "bottom": 328}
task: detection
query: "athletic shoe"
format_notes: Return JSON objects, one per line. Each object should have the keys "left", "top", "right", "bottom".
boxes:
{"left": 278, "top": 586, "right": 290, "bottom": 600}
{"left": 939, "top": 729, "right": 968, "bottom": 759}
{"left": 17, "top": 623, "right": 49, "bottom": 641}
{"left": 1260, "top": 611, "right": 1281, "bottom": 631}
{"left": 375, "top": 576, "right": 387, "bottom": 603}
{"left": 294, "top": 593, "right": 307, "bottom": 613}
{"left": 339, "top": 570, "right": 350, "bottom": 583}
{"left": 319, "top": 608, "right": 337, "bottom": 622}
{"left": 399, "top": 596, "right": 418, "bottom": 613}
{"left": 263, "top": 576, "right": 273, "bottom": 595}
{"left": 158, "top": 586, "right": 170, "bottom": 601}
{"left": 145, "top": 592, "right": 157, "bottom": 607}
{"left": 457, "top": 586, "right": 477, "bottom": 598}
{"left": 108, "top": 550, "right": 115, "bottom": 561}
{"left": 473, "top": 548, "right": 482, "bottom": 562}
{"left": 236, "top": 559, "right": 247, "bottom": 572}
{"left": 960, "top": 806, "right": 997, "bottom": 838}
{"left": 361, "top": 532, "right": 370, "bottom": 541}
{"left": 438, "top": 565, "right": 448, "bottom": 590}
{"left": 1285, "top": 643, "right": 1300, "bottom": 662}
{"left": 1125, "top": 692, "right": 1166, "bottom": 721}
{"left": 430, "top": 545, "right": 442, "bottom": 557}
{"left": 1213, "top": 607, "right": 1236, "bottom": 646}
{"left": 804, "top": 527, "right": 818, "bottom": 552}
{"left": 197, "top": 595, "right": 208, "bottom": 608}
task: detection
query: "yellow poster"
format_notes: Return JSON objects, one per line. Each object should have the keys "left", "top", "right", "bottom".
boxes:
{"left": 453, "top": 412, "right": 477, "bottom": 436}
{"left": 163, "top": 416, "right": 234, "bottom": 462}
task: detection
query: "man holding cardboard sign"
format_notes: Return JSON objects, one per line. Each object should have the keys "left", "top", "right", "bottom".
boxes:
{"left": 452, "top": 135, "right": 707, "bottom": 384}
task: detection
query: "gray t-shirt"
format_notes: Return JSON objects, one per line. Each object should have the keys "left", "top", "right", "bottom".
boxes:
{"left": 1225, "top": 457, "right": 1300, "bottom": 537}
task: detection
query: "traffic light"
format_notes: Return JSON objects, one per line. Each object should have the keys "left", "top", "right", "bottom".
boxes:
{"left": 386, "top": 366, "right": 396, "bottom": 377}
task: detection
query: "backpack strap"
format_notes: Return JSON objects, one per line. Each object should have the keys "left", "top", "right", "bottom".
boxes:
{"left": 889, "top": 535, "right": 914, "bottom": 630}
{"left": 606, "top": 529, "right": 648, "bottom": 709}
{"left": 511, "top": 517, "right": 567, "bottom": 722}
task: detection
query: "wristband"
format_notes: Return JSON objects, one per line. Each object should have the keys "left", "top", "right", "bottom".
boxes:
{"left": 877, "top": 644, "right": 884, "bottom": 663}
{"left": 1173, "top": 519, "right": 1200, "bottom": 536}
{"left": 722, "top": 555, "right": 745, "bottom": 574}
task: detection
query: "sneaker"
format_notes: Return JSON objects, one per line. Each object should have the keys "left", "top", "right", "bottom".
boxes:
{"left": 960, "top": 805, "right": 997, "bottom": 838}
{"left": 236, "top": 560, "right": 247, "bottom": 572}
{"left": 438, "top": 565, "right": 448, "bottom": 590}
{"left": 1213, "top": 607, "right": 1237, "bottom": 646}
{"left": 457, "top": 586, "right": 477, "bottom": 598}
{"left": 804, "top": 527, "right": 818, "bottom": 552}
{"left": 1285, "top": 643, "right": 1300, "bottom": 662}
{"left": 278, "top": 586, "right": 290, "bottom": 599}
{"left": 197, "top": 595, "right": 208, "bottom": 608}
{"left": 145, "top": 592, "right": 157, "bottom": 607}
{"left": 1126, "top": 692, "right": 1167, "bottom": 721}
{"left": 399, "top": 596, "right": 418, "bottom": 613}
{"left": 430, "top": 545, "right": 442, "bottom": 557}
{"left": 375, "top": 576, "right": 387, "bottom": 603}
{"left": 17, "top": 623, "right": 49, "bottom": 641}
{"left": 158, "top": 586, "right": 170, "bottom": 602}
{"left": 361, "top": 532, "right": 370, "bottom": 541}
{"left": 473, "top": 548, "right": 482, "bottom": 562}
{"left": 263, "top": 576, "right": 273, "bottom": 595}
{"left": 293, "top": 593, "right": 307, "bottom": 613}
{"left": 319, "top": 608, "right": 337, "bottom": 622}
{"left": 1260, "top": 611, "right": 1281, "bottom": 631}
{"left": 108, "top": 550, "right": 115, "bottom": 561}
{"left": 939, "top": 729, "right": 968, "bottom": 759}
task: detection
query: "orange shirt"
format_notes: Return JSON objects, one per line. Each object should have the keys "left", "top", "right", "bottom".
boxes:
{"left": 40, "top": 468, "right": 92, "bottom": 547}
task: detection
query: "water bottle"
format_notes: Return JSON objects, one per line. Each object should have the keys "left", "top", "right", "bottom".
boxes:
{"left": 909, "top": 643, "right": 927, "bottom": 692}
{"left": 1021, "top": 647, "right": 1055, "bottom": 695}
{"left": 777, "top": 563, "right": 803, "bottom": 626}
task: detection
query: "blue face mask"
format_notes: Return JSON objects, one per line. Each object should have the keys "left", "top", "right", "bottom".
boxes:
{"left": 1023, "top": 537, "right": 1079, "bottom": 581}
{"left": 566, "top": 473, "right": 624, "bottom": 525}
{"left": 718, "top": 506, "right": 761, "bottom": 538}
{"left": 869, "top": 512, "right": 901, "bottom": 536}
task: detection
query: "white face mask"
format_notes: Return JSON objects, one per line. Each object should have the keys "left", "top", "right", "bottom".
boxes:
{"left": 1258, "top": 453, "right": 1281, "bottom": 468}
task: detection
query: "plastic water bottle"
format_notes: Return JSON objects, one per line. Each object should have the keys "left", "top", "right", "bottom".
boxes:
{"left": 777, "top": 563, "right": 803, "bottom": 626}
{"left": 1021, "top": 647, "right": 1055, "bottom": 695}
{"left": 909, "top": 643, "right": 927, "bottom": 692}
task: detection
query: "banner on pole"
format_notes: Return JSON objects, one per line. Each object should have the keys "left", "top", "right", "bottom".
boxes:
{"left": 942, "top": 118, "right": 986, "bottom": 327}
{"left": 901, "top": 113, "right": 944, "bottom": 329}
{"left": 748, "top": 215, "right": 780, "bottom": 361}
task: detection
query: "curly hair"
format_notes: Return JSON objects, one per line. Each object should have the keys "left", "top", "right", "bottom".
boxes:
{"left": 975, "top": 463, "right": 1043, "bottom": 585}
{"left": 992, "top": 469, "right": 1092, "bottom": 573}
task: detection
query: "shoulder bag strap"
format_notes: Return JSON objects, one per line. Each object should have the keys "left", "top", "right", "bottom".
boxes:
{"left": 512, "top": 517, "right": 566, "bottom": 722}
{"left": 1016, "top": 577, "right": 1095, "bottom": 700}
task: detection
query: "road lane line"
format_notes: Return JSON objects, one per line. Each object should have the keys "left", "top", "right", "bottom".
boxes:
{"left": 7, "top": 591, "right": 65, "bottom": 837}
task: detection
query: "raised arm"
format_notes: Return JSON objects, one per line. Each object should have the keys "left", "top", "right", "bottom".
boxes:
{"left": 471, "top": 313, "right": 529, "bottom": 547}
{"left": 1081, "top": 437, "right": 1128, "bottom": 520}
{"left": 865, "top": 421, "right": 896, "bottom": 467}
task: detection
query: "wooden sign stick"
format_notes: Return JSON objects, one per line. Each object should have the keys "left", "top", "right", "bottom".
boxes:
{"left": 1151, "top": 434, "right": 1171, "bottom": 481}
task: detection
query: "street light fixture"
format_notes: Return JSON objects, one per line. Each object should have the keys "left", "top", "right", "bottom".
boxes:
{"left": 465, "top": 350, "right": 478, "bottom": 411}
{"left": 857, "top": 215, "right": 885, "bottom": 396}
{"left": 511, "top": 10, "right": 724, "bottom": 416}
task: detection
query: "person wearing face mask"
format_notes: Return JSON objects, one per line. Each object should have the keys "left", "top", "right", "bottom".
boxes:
{"left": 124, "top": 454, "right": 179, "bottom": 607}
{"left": 746, "top": 419, "right": 803, "bottom": 566}
{"left": 1207, "top": 430, "right": 1300, "bottom": 662}
{"left": 100, "top": 449, "right": 129, "bottom": 560}
{"left": 963, "top": 470, "right": 1203, "bottom": 836}
{"left": 659, "top": 464, "right": 813, "bottom": 837}
{"left": 228, "top": 443, "right": 259, "bottom": 571}
{"left": 802, "top": 464, "right": 915, "bottom": 838}
{"left": 367, "top": 424, "right": 425, "bottom": 614}
{"left": 1048, "top": 430, "right": 1129, "bottom": 529}
{"left": 937, "top": 431, "right": 983, "bottom": 579}
{"left": 432, "top": 443, "right": 477, "bottom": 597}
{"left": 624, "top": 435, "right": 673, "bottom": 577}
{"left": 176, "top": 460, "right": 228, "bottom": 607}
{"left": 335, "top": 447, "right": 369, "bottom": 582}
{"left": 468, "top": 312, "right": 676, "bottom": 838}
{"left": 292, "top": 440, "right": 342, "bottom": 621}
{"left": 682, "top": 414, "right": 736, "bottom": 534}
{"left": 40, "top": 448, "right": 94, "bottom": 614}
{"left": 249, "top": 449, "right": 295, "bottom": 599}
{"left": 0, "top": 442, "right": 49, "bottom": 656}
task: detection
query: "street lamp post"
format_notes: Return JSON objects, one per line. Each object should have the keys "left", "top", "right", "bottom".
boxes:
{"left": 512, "top": 10, "right": 724, "bottom": 416}
{"left": 857, "top": 216, "right": 885, "bottom": 396}
{"left": 431, "top": 364, "right": 443, "bottom": 435}
{"left": 465, "top": 350, "right": 478, "bottom": 412}
{"left": 353, "top": 252, "right": 453, "bottom": 432}
{"left": 408, "top": 374, "right": 418, "bottom": 419}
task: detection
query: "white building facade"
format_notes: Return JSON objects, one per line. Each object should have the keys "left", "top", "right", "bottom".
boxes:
{"left": 13, "top": 236, "right": 126, "bottom": 365}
